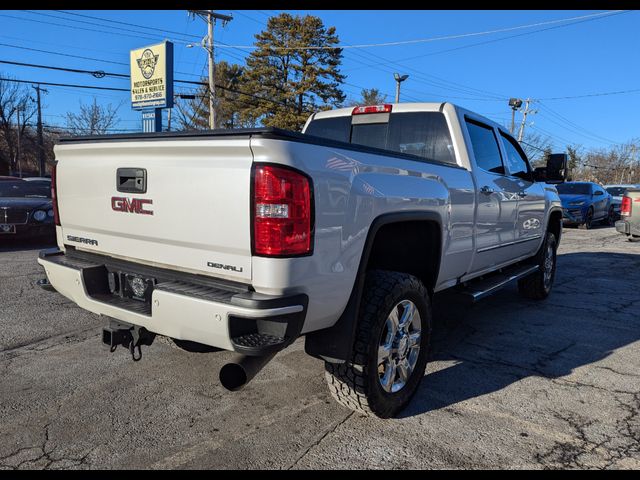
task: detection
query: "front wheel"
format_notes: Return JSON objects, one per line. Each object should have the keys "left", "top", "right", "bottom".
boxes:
{"left": 518, "top": 231, "right": 558, "bottom": 300}
{"left": 324, "top": 270, "right": 431, "bottom": 418}
{"left": 579, "top": 208, "right": 594, "bottom": 230}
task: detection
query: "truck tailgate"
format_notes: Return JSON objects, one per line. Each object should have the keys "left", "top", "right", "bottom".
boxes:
{"left": 55, "top": 138, "right": 253, "bottom": 283}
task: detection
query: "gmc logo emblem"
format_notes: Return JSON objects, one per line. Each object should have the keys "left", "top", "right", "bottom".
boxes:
{"left": 111, "top": 197, "right": 153, "bottom": 215}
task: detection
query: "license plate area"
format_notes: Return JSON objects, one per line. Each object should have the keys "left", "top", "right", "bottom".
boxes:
{"left": 0, "top": 224, "right": 16, "bottom": 234}
{"left": 110, "top": 271, "right": 156, "bottom": 303}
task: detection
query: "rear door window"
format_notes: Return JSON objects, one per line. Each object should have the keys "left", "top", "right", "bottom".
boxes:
{"left": 386, "top": 112, "right": 456, "bottom": 164}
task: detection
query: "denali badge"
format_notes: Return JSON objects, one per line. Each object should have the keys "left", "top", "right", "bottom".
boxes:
{"left": 67, "top": 235, "right": 98, "bottom": 246}
{"left": 111, "top": 197, "right": 153, "bottom": 215}
{"left": 207, "top": 261, "right": 243, "bottom": 273}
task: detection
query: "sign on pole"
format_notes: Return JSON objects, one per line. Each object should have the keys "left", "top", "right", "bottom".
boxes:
{"left": 130, "top": 41, "right": 174, "bottom": 109}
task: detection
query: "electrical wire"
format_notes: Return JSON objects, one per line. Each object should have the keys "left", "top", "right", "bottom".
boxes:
{"left": 211, "top": 10, "right": 629, "bottom": 50}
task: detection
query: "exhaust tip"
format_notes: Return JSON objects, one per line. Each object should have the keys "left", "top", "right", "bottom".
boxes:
{"left": 219, "top": 363, "right": 248, "bottom": 391}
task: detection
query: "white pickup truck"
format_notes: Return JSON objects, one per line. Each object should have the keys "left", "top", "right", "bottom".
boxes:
{"left": 38, "top": 102, "right": 566, "bottom": 417}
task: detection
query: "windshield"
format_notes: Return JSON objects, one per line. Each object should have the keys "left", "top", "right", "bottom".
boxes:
{"left": 0, "top": 181, "right": 51, "bottom": 198}
{"left": 556, "top": 183, "right": 591, "bottom": 195}
{"left": 606, "top": 187, "right": 627, "bottom": 197}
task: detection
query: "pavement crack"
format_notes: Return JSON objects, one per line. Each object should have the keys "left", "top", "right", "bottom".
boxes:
{"left": 285, "top": 411, "right": 355, "bottom": 470}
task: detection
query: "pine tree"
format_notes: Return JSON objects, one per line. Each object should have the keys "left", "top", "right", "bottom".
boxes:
{"left": 175, "top": 61, "right": 253, "bottom": 130}
{"left": 241, "top": 13, "right": 346, "bottom": 131}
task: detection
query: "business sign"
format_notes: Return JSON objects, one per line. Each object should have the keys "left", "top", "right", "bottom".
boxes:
{"left": 130, "top": 41, "right": 173, "bottom": 109}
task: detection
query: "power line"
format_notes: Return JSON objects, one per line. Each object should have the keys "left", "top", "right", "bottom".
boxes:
{"left": 0, "top": 76, "right": 129, "bottom": 92}
{"left": 537, "top": 88, "right": 640, "bottom": 101}
{"left": 212, "top": 10, "right": 628, "bottom": 50}
{"left": 52, "top": 9, "right": 203, "bottom": 40}
{"left": 0, "top": 12, "right": 186, "bottom": 45}
{"left": 342, "top": 10, "right": 632, "bottom": 75}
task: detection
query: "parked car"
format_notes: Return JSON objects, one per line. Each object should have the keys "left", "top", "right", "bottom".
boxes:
{"left": 557, "top": 181, "right": 614, "bottom": 229}
{"left": 605, "top": 184, "right": 640, "bottom": 219}
{"left": 38, "top": 102, "right": 567, "bottom": 418}
{"left": 0, "top": 178, "right": 56, "bottom": 240}
{"left": 615, "top": 187, "right": 640, "bottom": 241}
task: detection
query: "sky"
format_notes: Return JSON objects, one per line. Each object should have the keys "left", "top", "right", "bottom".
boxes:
{"left": 0, "top": 9, "right": 638, "bottom": 152}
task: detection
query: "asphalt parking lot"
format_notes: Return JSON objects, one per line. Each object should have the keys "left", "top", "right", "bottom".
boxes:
{"left": 1, "top": 227, "right": 639, "bottom": 469}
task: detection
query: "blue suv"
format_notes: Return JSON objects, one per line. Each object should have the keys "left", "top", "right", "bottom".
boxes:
{"left": 556, "top": 181, "right": 614, "bottom": 229}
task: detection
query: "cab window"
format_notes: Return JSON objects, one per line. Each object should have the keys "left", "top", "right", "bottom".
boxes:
{"left": 465, "top": 119, "right": 505, "bottom": 175}
{"left": 499, "top": 131, "right": 531, "bottom": 180}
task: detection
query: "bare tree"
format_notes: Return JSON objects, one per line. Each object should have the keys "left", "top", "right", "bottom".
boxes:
{"left": 0, "top": 76, "right": 37, "bottom": 175}
{"left": 65, "top": 98, "right": 122, "bottom": 136}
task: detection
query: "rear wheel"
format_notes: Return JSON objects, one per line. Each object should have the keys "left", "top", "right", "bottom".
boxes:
{"left": 324, "top": 270, "right": 431, "bottom": 418}
{"left": 518, "top": 231, "right": 558, "bottom": 300}
{"left": 603, "top": 206, "right": 616, "bottom": 226}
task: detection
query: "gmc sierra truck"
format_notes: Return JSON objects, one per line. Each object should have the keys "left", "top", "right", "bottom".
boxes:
{"left": 38, "top": 102, "right": 566, "bottom": 418}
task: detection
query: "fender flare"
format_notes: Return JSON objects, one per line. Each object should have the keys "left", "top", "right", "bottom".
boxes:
{"left": 304, "top": 210, "right": 442, "bottom": 363}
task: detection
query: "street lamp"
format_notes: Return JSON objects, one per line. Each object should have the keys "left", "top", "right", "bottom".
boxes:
{"left": 508, "top": 98, "right": 523, "bottom": 135}
{"left": 394, "top": 73, "right": 409, "bottom": 103}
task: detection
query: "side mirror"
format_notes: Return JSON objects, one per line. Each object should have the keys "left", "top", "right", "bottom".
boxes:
{"left": 534, "top": 153, "right": 568, "bottom": 184}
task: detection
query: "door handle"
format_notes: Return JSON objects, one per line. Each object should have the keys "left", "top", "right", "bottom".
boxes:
{"left": 480, "top": 185, "right": 494, "bottom": 195}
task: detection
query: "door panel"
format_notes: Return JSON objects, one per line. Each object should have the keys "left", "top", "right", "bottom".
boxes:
{"left": 464, "top": 119, "right": 518, "bottom": 273}
{"left": 498, "top": 130, "right": 545, "bottom": 257}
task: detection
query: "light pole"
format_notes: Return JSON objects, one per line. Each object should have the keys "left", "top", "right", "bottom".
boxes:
{"left": 394, "top": 73, "right": 409, "bottom": 103}
{"left": 508, "top": 98, "right": 523, "bottom": 135}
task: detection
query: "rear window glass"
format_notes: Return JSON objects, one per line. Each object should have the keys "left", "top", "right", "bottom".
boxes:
{"left": 351, "top": 123, "right": 387, "bottom": 150}
{"left": 303, "top": 116, "right": 351, "bottom": 143}
{"left": 304, "top": 112, "right": 457, "bottom": 165}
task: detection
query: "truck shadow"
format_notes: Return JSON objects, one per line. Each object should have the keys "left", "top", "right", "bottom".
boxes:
{"left": 400, "top": 250, "right": 640, "bottom": 418}
{"left": 0, "top": 237, "right": 56, "bottom": 253}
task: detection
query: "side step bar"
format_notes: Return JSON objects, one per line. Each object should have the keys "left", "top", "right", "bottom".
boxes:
{"left": 461, "top": 264, "right": 539, "bottom": 302}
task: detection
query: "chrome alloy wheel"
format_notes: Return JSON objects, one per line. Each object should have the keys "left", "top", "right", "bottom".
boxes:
{"left": 377, "top": 299, "right": 422, "bottom": 393}
{"left": 543, "top": 242, "right": 555, "bottom": 289}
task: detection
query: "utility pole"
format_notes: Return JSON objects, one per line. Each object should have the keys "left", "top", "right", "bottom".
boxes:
{"left": 517, "top": 98, "right": 537, "bottom": 142}
{"left": 188, "top": 10, "right": 232, "bottom": 130}
{"left": 32, "top": 84, "right": 48, "bottom": 176}
{"left": 16, "top": 106, "right": 22, "bottom": 178}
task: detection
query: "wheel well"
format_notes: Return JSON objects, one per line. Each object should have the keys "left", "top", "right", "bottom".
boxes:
{"left": 366, "top": 220, "right": 441, "bottom": 293}
{"left": 548, "top": 210, "right": 562, "bottom": 243}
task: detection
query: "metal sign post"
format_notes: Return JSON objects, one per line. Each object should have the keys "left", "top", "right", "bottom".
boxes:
{"left": 142, "top": 109, "right": 163, "bottom": 133}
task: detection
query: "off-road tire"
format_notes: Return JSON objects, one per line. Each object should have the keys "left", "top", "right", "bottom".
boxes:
{"left": 518, "top": 231, "right": 558, "bottom": 300}
{"left": 324, "top": 270, "right": 431, "bottom": 418}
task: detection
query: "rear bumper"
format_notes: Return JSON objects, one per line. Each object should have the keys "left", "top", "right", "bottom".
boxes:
{"left": 38, "top": 248, "right": 307, "bottom": 355}
{"left": 615, "top": 219, "right": 640, "bottom": 236}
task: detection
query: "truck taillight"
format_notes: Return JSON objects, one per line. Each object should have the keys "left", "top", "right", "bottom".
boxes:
{"left": 253, "top": 164, "right": 312, "bottom": 257}
{"left": 620, "top": 196, "right": 632, "bottom": 216}
{"left": 352, "top": 104, "right": 392, "bottom": 115}
{"left": 51, "top": 162, "right": 60, "bottom": 226}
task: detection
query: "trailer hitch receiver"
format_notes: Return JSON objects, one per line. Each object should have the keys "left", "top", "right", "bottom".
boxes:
{"left": 102, "top": 320, "right": 155, "bottom": 361}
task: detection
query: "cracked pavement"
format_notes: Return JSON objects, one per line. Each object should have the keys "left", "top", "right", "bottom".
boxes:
{"left": 1, "top": 227, "right": 639, "bottom": 469}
